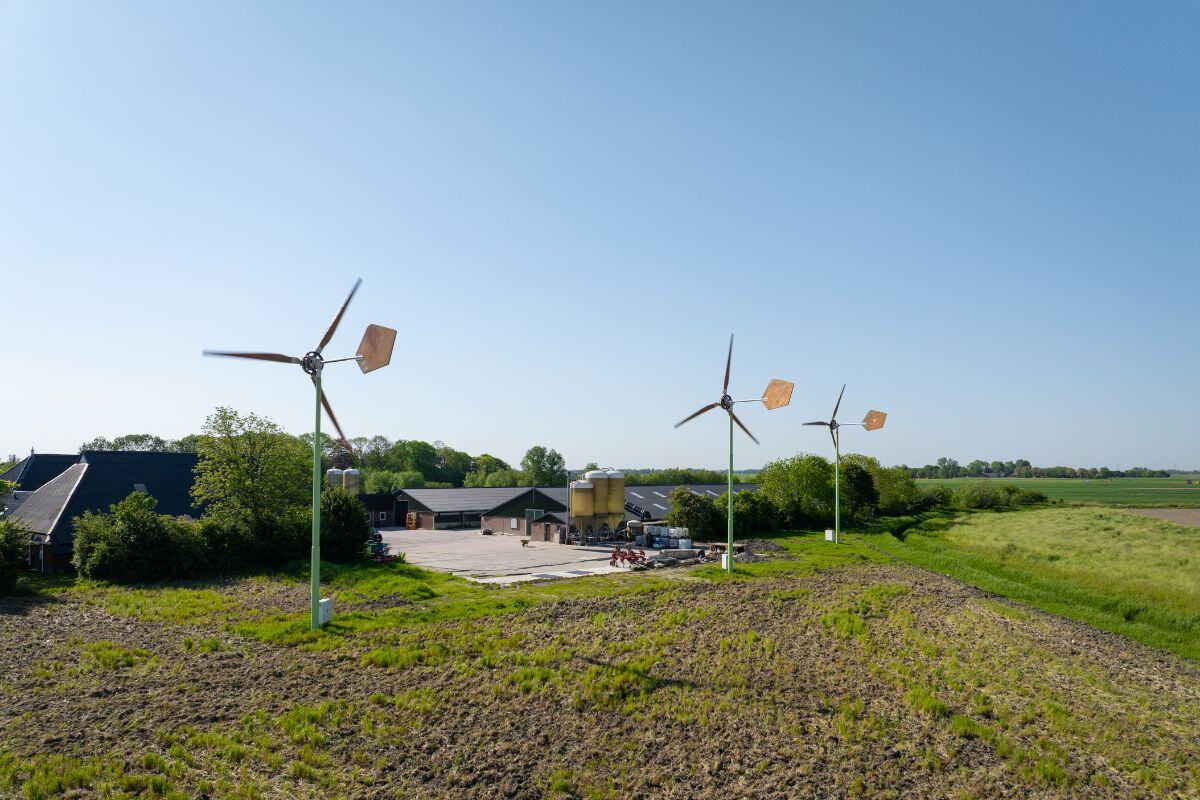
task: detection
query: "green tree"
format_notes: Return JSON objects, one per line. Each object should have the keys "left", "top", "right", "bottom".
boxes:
{"left": 520, "top": 445, "right": 567, "bottom": 486}
{"left": 758, "top": 454, "right": 834, "bottom": 527}
{"left": 463, "top": 453, "right": 511, "bottom": 487}
{"left": 483, "top": 469, "right": 525, "bottom": 488}
{"left": 192, "top": 408, "right": 309, "bottom": 527}
{"left": 0, "top": 518, "right": 28, "bottom": 594}
{"left": 714, "top": 490, "right": 781, "bottom": 536}
{"left": 838, "top": 462, "right": 879, "bottom": 521}
{"left": 665, "top": 486, "right": 719, "bottom": 537}
{"left": 0, "top": 479, "right": 15, "bottom": 513}
{"left": 320, "top": 489, "right": 372, "bottom": 562}
{"left": 363, "top": 469, "right": 425, "bottom": 493}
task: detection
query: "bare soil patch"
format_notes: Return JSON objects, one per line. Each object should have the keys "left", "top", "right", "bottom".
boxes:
{"left": 2, "top": 561, "right": 1198, "bottom": 799}
{"left": 1125, "top": 507, "right": 1200, "bottom": 527}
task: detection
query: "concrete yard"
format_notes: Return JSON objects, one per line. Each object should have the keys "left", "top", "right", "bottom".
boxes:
{"left": 378, "top": 528, "right": 621, "bottom": 583}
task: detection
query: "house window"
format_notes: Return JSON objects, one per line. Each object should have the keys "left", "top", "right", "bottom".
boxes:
{"left": 379, "top": 512, "right": 388, "bottom": 522}
{"left": 510, "top": 518, "right": 518, "bottom": 529}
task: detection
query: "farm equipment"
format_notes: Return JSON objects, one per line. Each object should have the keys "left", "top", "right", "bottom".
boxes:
{"left": 609, "top": 543, "right": 646, "bottom": 568}
{"left": 369, "top": 542, "right": 399, "bottom": 563}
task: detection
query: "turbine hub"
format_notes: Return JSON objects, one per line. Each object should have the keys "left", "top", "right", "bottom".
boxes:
{"left": 830, "top": 419, "right": 839, "bottom": 430}
{"left": 720, "top": 394, "right": 733, "bottom": 411}
{"left": 301, "top": 351, "right": 325, "bottom": 375}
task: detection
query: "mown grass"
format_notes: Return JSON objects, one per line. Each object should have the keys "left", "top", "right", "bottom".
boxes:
{"left": 867, "top": 507, "right": 1200, "bottom": 660}
{"left": 917, "top": 476, "right": 1200, "bottom": 507}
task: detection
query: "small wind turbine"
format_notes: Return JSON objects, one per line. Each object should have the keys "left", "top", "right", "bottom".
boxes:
{"left": 803, "top": 384, "right": 886, "bottom": 544}
{"left": 675, "top": 334, "right": 793, "bottom": 574}
{"left": 204, "top": 278, "right": 396, "bottom": 629}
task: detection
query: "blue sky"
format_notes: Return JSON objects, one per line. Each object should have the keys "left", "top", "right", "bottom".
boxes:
{"left": 2, "top": 1, "right": 1197, "bottom": 470}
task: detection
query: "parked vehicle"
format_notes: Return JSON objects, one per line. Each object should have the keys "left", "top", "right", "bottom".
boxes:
{"left": 369, "top": 541, "right": 398, "bottom": 563}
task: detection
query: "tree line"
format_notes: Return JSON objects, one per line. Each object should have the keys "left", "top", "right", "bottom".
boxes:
{"left": 663, "top": 452, "right": 1049, "bottom": 538}
{"left": 905, "top": 458, "right": 1172, "bottom": 479}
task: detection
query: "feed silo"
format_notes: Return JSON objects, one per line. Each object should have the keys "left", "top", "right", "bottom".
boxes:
{"left": 585, "top": 470, "right": 609, "bottom": 523}
{"left": 569, "top": 480, "right": 594, "bottom": 518}
{"left": 325, "top": 468, "right": 343, "bottom": 490}
{"left": 342, "top": 468, "right": 361, "bottom": 493}
{"left": 606, "top": 469, "right": 625, "bottom": 520}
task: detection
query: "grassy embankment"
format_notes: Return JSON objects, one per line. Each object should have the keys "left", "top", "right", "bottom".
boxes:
{"left": 917, "top": 475, "right": 1200, "bottom": 506}
{"left": 864, "top": 506, "right": 1200, "bottom": 660}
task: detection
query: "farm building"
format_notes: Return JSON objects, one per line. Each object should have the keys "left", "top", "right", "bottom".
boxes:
{"left": 394, "top": 483, "right": 758, "bottom": 542}
{"left": 9, "top": 451, "right": 200, "bottom": 573}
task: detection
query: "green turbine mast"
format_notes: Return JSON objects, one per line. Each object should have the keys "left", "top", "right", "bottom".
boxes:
{"left": 204, "top": 279, "right": 396, "bottom": 629}
{"left": 803, "top": 384, "right": 887, "bottom": 544}
{"left": 675, "top": 334, "right": 794, "bottom": 574}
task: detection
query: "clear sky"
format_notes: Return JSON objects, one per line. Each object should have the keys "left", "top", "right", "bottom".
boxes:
{"left": 2, "top": 1, "right": 1197, "bottom": 471}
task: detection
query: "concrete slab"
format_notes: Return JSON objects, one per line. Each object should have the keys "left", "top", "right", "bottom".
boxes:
{"left": 379, "top": 528, "right": 624, "bottom": 582}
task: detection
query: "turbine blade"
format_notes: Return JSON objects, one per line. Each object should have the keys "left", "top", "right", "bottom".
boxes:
{"left": 802, "top": 421, "right": 829, "bottom": 426}
{"left": 203, "top": 350, "right": 301, "bottom": 365}
{"left": 311, "top": 376, "right": 352, "bottom": 456}
{"left": 831, "top": 382, "right": 846, "bottom": 422}
{"left": 723, "top": 334, "right": 733, "bottom": 394}
{"left": 674, "top": 402, "right": 718, "bottom": 428}
{"left": 316, "top": 278, "right": 362, "bottom": 354}
{"left": 830, "top": 426, "right": 837, "bottom": 449}
{"left": 730, "top": 409, "right": 759, "bottom": 445}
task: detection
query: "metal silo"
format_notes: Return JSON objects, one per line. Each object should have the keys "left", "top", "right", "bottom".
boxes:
{"left": 569, "top": 480, "right": 594, "bottom": 518}
{"left": 342, "top": 468, "right": 361, "bottom": 493}
{"left": 585, "top": 469, "right": 608, "bottom": 520}
{"left": 325, "top": 468, "right": 343, "bottom": 490}
{"left": 606, "top": 470, "right": 625, "bottom": 516}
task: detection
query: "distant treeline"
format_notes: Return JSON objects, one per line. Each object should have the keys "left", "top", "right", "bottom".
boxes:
{"left": 905, "top": 458, "right": 1171, "bottom": 480}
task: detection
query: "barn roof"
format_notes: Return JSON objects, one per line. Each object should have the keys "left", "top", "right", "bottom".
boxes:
{"left": 0, "top": 453, "right": 80, "bottom": 492}
{"left": 11, "top": 451, "right": 200, "bottom": 547}
{"left": 399, "top": 486, "right": 526, "bottom": 513}
{"left": 9, "top": 463, "right": 89, "bottom": 540}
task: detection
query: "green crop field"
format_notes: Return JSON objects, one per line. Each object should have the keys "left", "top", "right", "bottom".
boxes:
{"left": 917, "top": 476, "right": 1200, "bottom": 506}
{"left": 868, "top": 506, "right": 1200, "bottom": 660}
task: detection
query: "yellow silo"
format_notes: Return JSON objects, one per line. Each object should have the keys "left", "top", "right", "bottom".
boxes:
{"left": 585, "top": 470, "right": 609, "bottom": 520}
{"left": 569, "top": 480, "right": 594, "bottom": 518}
{"left": 606, "top": 470, "right": 625, "bottom": 516}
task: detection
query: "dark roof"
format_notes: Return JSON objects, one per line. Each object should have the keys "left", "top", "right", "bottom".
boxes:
{"left": 10, "top": 463, "right": 89, "bottom": 540}
{"left": 41, "top": 451, "right": 200, "bottom": 546}
{"left": 399, "top": 487, "right": 526, "bottom": 513}
{"left": 358, "top": 492, "right": 399, "bottom": 512}
{"left": 0, "top": 453, "right": 80, "bottom": 492}
{"left": 397, "top": 483, "right": 757, "bottom": 521}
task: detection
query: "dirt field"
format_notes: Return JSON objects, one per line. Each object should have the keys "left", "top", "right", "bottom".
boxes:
{"left": 2, "top": 553, "right": 1199, "bottom": 799}
{"left": 1124, "top": 507, "right": 1200, "bottom": 528}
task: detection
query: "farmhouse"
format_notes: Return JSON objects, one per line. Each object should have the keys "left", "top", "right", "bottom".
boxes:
{"left": 8, "top": 451, "right": 199, "bottom": 573}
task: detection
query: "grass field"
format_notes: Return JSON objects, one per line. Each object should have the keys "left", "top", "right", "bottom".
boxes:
{"left": 3, "top": 524, "right": 1200, "bottom": 799}
{"left": 917, "top": 476, "right": 1200, "bottom": 506}
{"left": 866, "top": 507, "right": 1200, "bottom": 661}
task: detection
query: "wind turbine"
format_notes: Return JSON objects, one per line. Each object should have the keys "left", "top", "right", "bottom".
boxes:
{"left": 675, "top": 334, "right": 793, "bottom": 574}
{"left": 803, "top": 384, "right": 886, "bottom": 544}
{"left": 204, "top": 278, "right": 396, "bottom": 629}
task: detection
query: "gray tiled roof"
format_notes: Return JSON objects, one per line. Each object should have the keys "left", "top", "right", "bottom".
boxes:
{"left": 0, "top": 454, "right": 80, "bottom": 492}
{"left": 10, "top": 463, "right": 89, "bottom": 539}
{"left": 399, "top": 487, "right": 526, "bottom": 513}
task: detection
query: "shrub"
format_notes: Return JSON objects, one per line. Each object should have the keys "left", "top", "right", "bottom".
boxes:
{"left": 73, "top": 493, "right": 210, "bottom": 582}
{"left": 0, "top": 519, "right": 29, "bottom": 594}
{"left": 665, "top": 486, "right": 719, "bottom": 537}
{"left": 956, "top": 482, "right": 1005, "bottom": 510}
{"left": 915, "top": 485, "right": 954, "bottom": 511}
{"left": 321, "top": 489, "right": 372, "bottom": 563}
{"left": 714, "top": 490, "right": 782, "bottom": 536}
